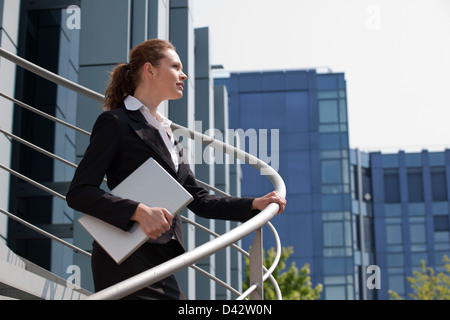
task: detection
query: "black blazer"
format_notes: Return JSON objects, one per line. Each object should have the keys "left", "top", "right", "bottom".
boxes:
{"left": 66, "top": 107, "right": 257, "bottom": 251}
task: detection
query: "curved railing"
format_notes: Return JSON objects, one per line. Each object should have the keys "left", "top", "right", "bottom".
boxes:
{"left": 0, "top": 47, "right": 286, "bottom": 300}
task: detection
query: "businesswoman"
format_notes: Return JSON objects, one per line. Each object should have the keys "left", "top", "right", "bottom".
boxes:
{"left": 66, "top": 39, "right": 286, "bottom": 300}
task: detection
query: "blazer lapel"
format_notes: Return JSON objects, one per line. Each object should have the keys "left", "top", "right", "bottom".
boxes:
{"left": 126, "top": 109, "right": 178, "bottom": 176}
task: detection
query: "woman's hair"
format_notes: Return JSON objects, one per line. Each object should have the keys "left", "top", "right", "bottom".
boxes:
{"left": 103, "top": 39, "right": 176, "bottom": 110}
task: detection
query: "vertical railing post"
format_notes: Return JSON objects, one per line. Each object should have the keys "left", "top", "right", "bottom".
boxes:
{"left": 249, "top": 227, "right": 263, "bottom": 300}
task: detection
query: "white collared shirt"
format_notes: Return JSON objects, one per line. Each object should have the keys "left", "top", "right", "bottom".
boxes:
{"left": 124, "top": 95, "right": 179, "bottom": 172}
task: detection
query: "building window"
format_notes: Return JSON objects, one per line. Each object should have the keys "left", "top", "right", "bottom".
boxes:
{"left": 434, "top": 215, "right": 450, "bottom": 232}
{"left": 431, "top": 167, "right": 448, "bottom": 201}
{"left": 319, "top": 100, "right": 339, "bottom": 123}
{"left": 339, "top": 99, "right": 348, "bottom": 123}
{"left": 387, "top": 253, "right": 405, "bottom": 267}
{"left": 353, "top": 166, "right": 372, "bottom": 202}
{"left": 386, "top": 224, "right": 403, "bottom": 245}
{"left": 318, "top": 91, "right": 338, "bottom": 99}
{"left": 411, "top": 252, "right": 428, "bottom": 267}
{"left": 325, "top": 285, "right": 346, "bottom": 300}
{"left": 384, "top": 169, "right": 400, "bottom": 203}
{"left": 324, "top": 221, "right": 344, "bottom": 247}
{"left": 410, "top": 224, "right": 426, "bottom": 244}
{"left": 434, "top": 231, "right": 450, "bottom": 246}
{"left": 407, "top": 168, "right": 424, "bottom": 202}
{"left": 322, "top": 160, "right": 342, "bottom": 184}
{"left": 388, "top": 274, "right": 405, "bottom": 297}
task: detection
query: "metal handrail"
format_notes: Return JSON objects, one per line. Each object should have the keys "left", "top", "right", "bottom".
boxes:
{"left": 0, "top": 47, "right": 104, "bottom": 104}
{"left": 0, "top": 97, "right": 282, "bottom": 298}
{"left": 0, "top": 47, "right": 285, "bottom": 300}
{"left": 0, "top": 207, "right": 91, "bottom": 257}
{"left": 0, "top": 149, "right": 279, "bottom": 299}
{"left": 0, "top": 92, "right": 91, "bottom": 136}
{"left": 85, "top": 123, "right": 285, "bottom": 300}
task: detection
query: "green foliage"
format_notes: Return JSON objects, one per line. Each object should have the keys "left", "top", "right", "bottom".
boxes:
{"left": 243, "top": 246, "right": 323, "bottom": 300}
{"left": 389, "top": 255, "right": 450, "bottom": 300}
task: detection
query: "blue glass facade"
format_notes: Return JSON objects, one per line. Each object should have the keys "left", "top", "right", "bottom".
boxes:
{"left": 220, "top": 69, "right": 450, "bottom": 300}
{"left": 366, "top": 150, "right": 450, "bottom": 299}
{"left": 220, "top": 70, "right": 354, "bottom": 299}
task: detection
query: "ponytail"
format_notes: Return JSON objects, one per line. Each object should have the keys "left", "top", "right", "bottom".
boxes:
{"left": 103, "top": 63, "right": 133, "bottom": 110}
{"left": 102, "top": 39, "right": 176, "bottom": 111}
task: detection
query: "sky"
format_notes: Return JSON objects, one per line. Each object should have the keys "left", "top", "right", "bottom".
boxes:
{"left": 191, "top": 0, "right": 450, "bottom": 153}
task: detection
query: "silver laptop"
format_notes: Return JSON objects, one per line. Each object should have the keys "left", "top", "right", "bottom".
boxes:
{"left": 78, "top": 157, "right": 193, "bottom": 264}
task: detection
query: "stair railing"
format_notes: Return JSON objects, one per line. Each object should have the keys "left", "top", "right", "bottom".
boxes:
{"left": 0, "top": 47, "right": 285, "bottom": 300}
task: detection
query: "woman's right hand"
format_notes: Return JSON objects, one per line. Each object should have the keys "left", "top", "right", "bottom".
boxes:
{"left": 130, "top": 203, "right": 173, "bottom": 240}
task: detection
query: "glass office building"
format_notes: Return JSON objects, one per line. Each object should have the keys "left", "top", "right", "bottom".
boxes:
{"left": 220, "top": 70, "right": 355, "bottom": 299}
{"left": 220, "top": 70, "right": 450, "bottom": 300}
{"left": 356, "top": 150, "right": 450, "bottom": 300}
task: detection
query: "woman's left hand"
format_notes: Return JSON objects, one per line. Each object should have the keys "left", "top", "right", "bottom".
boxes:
{"left": 252, "top": 191, "right": 286, "bottom": 215}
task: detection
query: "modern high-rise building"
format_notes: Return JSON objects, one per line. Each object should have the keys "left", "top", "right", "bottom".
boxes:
{"left": 219, "top": 70, "right": 356, "bottom": 300}
{"left": 352, "top": 149, "right": 450, "bottom": 300}
{"left": 219, "top": 70, "right": 450, "bottom": 300}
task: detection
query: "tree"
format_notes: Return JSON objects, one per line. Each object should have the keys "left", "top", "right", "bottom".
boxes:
{"left": 389, "top": 255, "right": 450, "bottom": 300}
{"left": 243, "top": 246, "right": 323, "bottom": 300}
